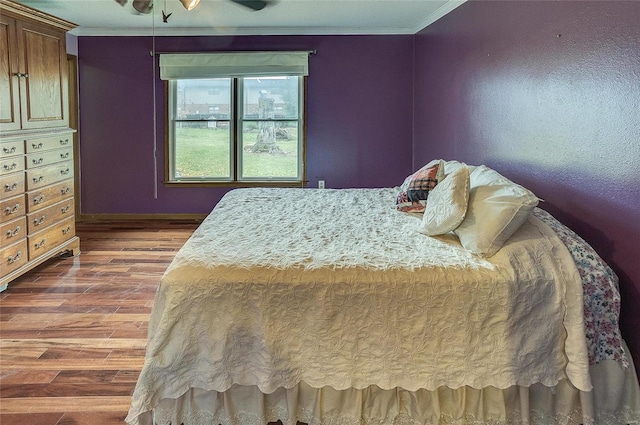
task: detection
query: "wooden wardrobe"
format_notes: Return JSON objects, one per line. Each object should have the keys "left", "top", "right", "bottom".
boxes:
{"left": 0, "top": 0, "right": 78, "bottom": 291}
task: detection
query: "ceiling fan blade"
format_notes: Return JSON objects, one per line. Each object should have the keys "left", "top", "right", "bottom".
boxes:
{"left": 114, "top": 0, "right": 127, "bottom": 5}
{"left": 230, "top": 0, "right": 267, "bottom": 11}
{"left": 132, "top": 0, "right": 153, "bottom": 14}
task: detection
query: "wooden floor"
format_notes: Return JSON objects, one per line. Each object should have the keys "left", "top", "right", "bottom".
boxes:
{"left": 0, "top": 220, "right": 200, "bottom": 425}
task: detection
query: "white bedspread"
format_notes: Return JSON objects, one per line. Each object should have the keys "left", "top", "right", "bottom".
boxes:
{"left": 126, "top": 188, "right": 591, "bottom": 424}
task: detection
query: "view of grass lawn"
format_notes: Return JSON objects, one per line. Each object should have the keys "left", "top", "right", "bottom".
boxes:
{"left": 174, "top": 126, "right": 299, "bottom": 179}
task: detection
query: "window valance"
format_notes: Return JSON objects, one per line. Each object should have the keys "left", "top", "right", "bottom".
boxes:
{"left": 159, "top": 51, "right": 310, "bottom": 80}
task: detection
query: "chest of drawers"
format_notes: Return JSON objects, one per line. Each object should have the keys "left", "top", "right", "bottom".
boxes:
{"left": 1, "top": 0, "right": 78, "bottom": 291}
{"left": 0, "top": 132, "right": 79, "bottom": 291}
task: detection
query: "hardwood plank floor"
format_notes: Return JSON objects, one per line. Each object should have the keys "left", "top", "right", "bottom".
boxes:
{"left": 0, "top": 220, "right": 200, "bottom": 425}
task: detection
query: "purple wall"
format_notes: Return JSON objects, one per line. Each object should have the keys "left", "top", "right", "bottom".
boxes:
{"left": 413, "top": 1, "right": 640, "bottom": 368}
{"left": 77, "top": 2, "right": 639, "bottom": 372}
{"left": 77, "top": 35, "right": 414, "bottom": 214}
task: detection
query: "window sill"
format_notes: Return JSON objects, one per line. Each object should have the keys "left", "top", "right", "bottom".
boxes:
{"left": 163, "top": 180, "right": 307, "bottom": 188}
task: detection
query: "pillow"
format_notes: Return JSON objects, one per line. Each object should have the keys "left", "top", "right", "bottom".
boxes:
{"left": 418, "top": 164, "right": 470, "bottom": 235}
{"left": 399, "top": 159, "right": 443, "bottom": 190}
{"left": 454, "top": 165, "right": 539, "bottom": 256}
{"left": 443, "top": 160, "right": 476, "bottom": 176}
{"left": 396, "top": 160, "right": 445, "bottom": 213}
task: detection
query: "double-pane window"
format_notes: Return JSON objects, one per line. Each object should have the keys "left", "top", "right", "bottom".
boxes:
{"left": 161, "top": 52, "right": 309, "bottom": 185}
{"left": 168, "top": 76, "right": 303, "bottom": 182}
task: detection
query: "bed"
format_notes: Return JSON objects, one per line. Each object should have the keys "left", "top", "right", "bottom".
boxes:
{"left": 126, "top": 161, "right": 640, "bottom": 425}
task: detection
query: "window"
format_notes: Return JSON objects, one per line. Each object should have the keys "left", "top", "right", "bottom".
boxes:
{"left": 168, "top": 76, "right": 304, "bottom": 183}
{"left": 160, "top": 52, "right": 309, "bottom": 185}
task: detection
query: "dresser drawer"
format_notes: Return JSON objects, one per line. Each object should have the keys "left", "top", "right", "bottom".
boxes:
{"left": 25, "top": 134, "right": 73, "bottom": 153}
{"left": 1, "top": 195, "right": 25, "bottom": 224}
{"left": 28, "top": 217, "right": 75, "bottom": 260}
{"left": 2, "top": 239, "right": 28, "bottom": 275}
{"left": 26, "top": 179, "right": 74, "bottom": 213}
{"left": 1, "top": 156, "right": 25, "bottom": 176}
{"left": 26, "top": 147, "right": 73, "bottom": 169}
{"left": 1, "top": 172, "right": 25, "bottom": 201}
{"left": 25, "top": 160, "right": 73, "bottom": 190}
{"left": 25, "top": 135, "right": 73, "bottom": 154}
{"left": 27, "top": 199, "right": 75, "bottom": 235}
{"left": 1, "top": 217, "right": 26, "bottom": 249}
{"left": 1, "top": 140, "right": 25, "bottom": 159}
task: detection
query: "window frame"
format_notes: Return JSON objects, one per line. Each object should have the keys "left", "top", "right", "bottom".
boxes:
{"left": 164, "top": 76, "right": 307, "bottom": 188}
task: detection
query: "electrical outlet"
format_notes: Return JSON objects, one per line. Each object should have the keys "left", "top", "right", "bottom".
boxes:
{"left": 318, "top": 180, "right": 325, "bottom": 189}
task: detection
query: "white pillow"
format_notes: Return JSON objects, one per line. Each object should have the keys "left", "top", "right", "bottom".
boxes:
{"left": 444, "top": 160, "right": 476, "bottom": 176}
{"left": 454, "top": 165, "right": 539, "bottom": 257}
{"left": 418, "top": 164, "right": 470, "bottom": 236}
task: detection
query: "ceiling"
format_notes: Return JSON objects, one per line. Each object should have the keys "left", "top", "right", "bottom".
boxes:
{"left": 15, "top": 0, "right": 465, "bottom": 36}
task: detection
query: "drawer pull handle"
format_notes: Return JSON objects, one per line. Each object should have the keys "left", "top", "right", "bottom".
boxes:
{"left": 4, "top": 182, "right": 19, "bottom": 192}
{"left": 4, "top": 204, "right": 20, "bottom": 215}
{"left": 32, "top": 142, "right": 43, "bottom": 150}
{"left": 7, "top": 251, "right": 22, "bottom": 264}
{"left": 60, "top": 139, "right": 69, "bottom": 146}
{"left": 3, "top": 162, "right": 17, "bottom": 171}
{"left": 34, "top": 215, "right": 46, "bottom": 226}
{"left": 34, "top": 239, "right": 46, "bottom": 249}
{"left": 33, "top": 176, "right": 44, "bottom": 183}
{"left": 3, "top": 146, "right": 17, "bottom": 154}
{"left": 6, "top": 225, "right": 21, "bottom": 238}
{"left": 61, "top": 187, "right": 71, "bottom": 195}
{"left": 32, "top": 158, "right": 44, "bottom": 165}
{"left": 33, "top": 195, "right": 45, "bottom": 205}
{"left": 60, "top": 169, "right": 70, "bottom": 176}
{"left": 60, "top": 152, "right": 70, "bottom": 159}
{"left": 61, "top": 205, "right": 71, "bottom": 214}
{"left": 62, "top": 226, "right": 72, "bottom": 235}
{"left": 12, "top": 72, "right": 28, "bottom": 78}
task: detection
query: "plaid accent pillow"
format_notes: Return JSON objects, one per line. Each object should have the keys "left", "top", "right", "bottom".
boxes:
{"left": 396, "top": 162, "right": 443, "bottom": 213}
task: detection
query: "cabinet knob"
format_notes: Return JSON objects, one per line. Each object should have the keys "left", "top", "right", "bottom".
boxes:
{"left": 6, "top": 225, "right": 21, "bottom": 238}
{"left": 4, "top": 204, "right": 20, "bottom": 215}
{"left": 7, "top": 251, "right": 22, "bottom": 264}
